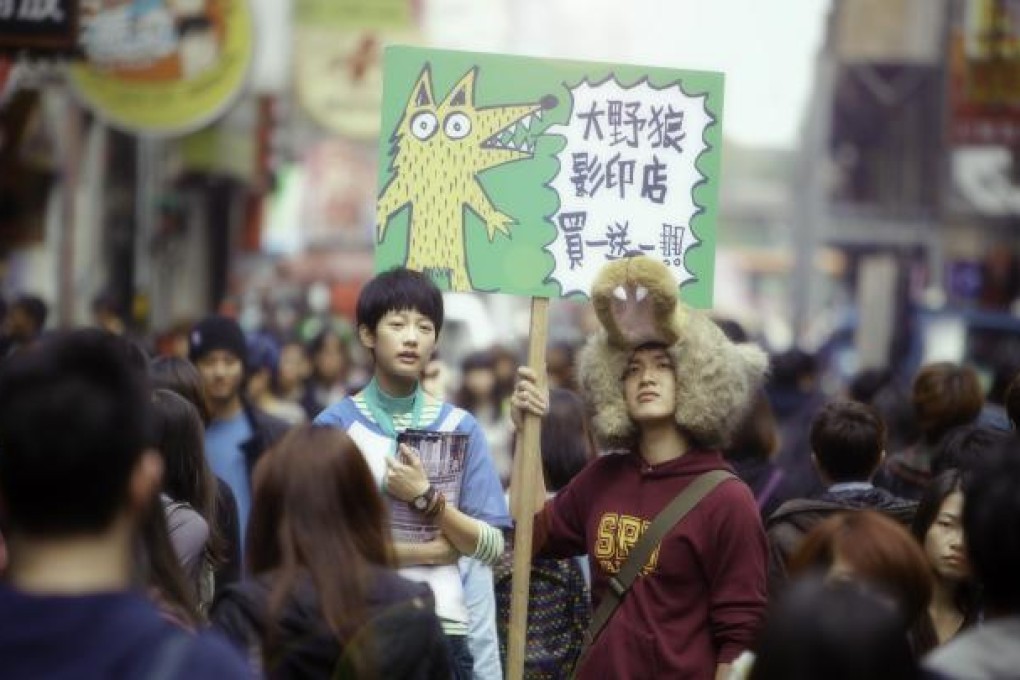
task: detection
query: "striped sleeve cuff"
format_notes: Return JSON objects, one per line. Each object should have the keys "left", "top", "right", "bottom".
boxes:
{"left": 471, "top": 522, "right": 506, "bottom": 565}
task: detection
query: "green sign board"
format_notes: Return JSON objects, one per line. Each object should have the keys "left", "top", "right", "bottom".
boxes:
{"left": 376, "top": 46, "right": 724, "bottom": 306}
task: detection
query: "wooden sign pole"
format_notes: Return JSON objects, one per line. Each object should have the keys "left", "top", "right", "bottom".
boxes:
{"left": 506, "top": 296, "right": 549, "bottom": 680}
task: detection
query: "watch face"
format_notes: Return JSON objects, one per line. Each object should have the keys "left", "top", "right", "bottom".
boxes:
{"left": 414, "top": 496, "right": 428, "bottom": 510}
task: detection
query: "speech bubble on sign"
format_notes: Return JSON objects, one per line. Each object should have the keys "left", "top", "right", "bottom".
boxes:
{"left": 547, "top": 77, "right": 715, "bottom": 298}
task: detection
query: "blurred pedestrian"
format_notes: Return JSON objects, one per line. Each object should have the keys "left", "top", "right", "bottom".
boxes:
{"left": 2, "top": 294, "right": 47, "bottom": 358}
{"left": 724, "top": 390, "right": 794, "bottom": 520}
{"left": 456, "top": 350, "right": 514, "bottom": 488}
{"left": 496, "top": 388, "right": 595, "bottom": 677}
{"left": 1006, "top": 371, "right": 1020, "bottom": 430}
{"left": 740, "top": 577, "right": 920, "bottom": 680}
{"left": 150, "top": 388, "right": 230, "bottom": 611}
{"left": 924, "top": 436, "right": 1020, "bottom": 678}
{"left": 767, "top": 349, "right": 827, "bottom": 499}
{"left": 931, "top": 424, "right": 1006, "bottom": 476}
{"left": 976, "top": 352, "right": 1020, "bottom": 431}
{"left": 0, "top": 330, "right": 249, "bottom": 679}
{"left": 272, "top": 338, "right": 311, "bottom": 413}
{"left": 875, "top": 363, "right": 983, "bottom": 500}
{"left": 210, "top": 425, "right": 450, "bottom": 679}
{"left": 190, "top": 316, "right": 290, "bottom": 557}
{"left": 766, "top": 400, "right": 916, "bottom": 592}
{"left": 245, "top": 334, "right": 306, "bottom": 426}
{"left": 788, "top": 510, "right": 933, "bottom": 637}
{"left": 149, "top": 356, "right": 242, "bottom": 592}
{"left": 546, "top": 341, "right": 579, "bottom": 392}
{"left": 910, "top": 470, "right": 980, "bottom": 655}
{"left": 300, "top": 327, "right": 352, "bottom": 420}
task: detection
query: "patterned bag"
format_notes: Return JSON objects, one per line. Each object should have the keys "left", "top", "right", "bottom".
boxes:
{"left": 494, "top": 551, "right": 591, "bottom": 679}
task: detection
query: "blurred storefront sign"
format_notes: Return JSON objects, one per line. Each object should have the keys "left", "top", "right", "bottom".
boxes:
{"left": 949, "top": 0, "right": 1020, "bottom": 145}
{"left": 293, "top": 0, "right": 419, "bottom": 140}
{"left": 262, "top": 138, "right": 376, "bottom": 254}
{"left": 835, "top": 0, "right": 947, "bottom": 64}
{"left": 0, "top": 0, "right": 79, "bottom": 57}
{"left": 68, "top": 0, "right": 253, "bottom": 136}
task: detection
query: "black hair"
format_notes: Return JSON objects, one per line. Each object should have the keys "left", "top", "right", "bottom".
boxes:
{"left": 810, "top": 400, "right": 886, "bottom": 482}
{"left": 0, "top": 329, "right": 150, "bottom": 536}
{"left": 355, "top": 267, "right": 443, "bottom": 336}
{"left": 540, "top": 388, "right": 596, "bottom": 491}
{"left": 455, "top": 351, "right": 500, "bottom": 416}
{"left": 932, "top": 424, "right": 1007, "bottom": 476}
{"left": 769, "top": 349, "right": 818, "bottom": 390}
{"left": 749, "top": 577, "right": 919, "bottom": 680}
{"left": 962, "top": 435, "right": 1020, "bottom": 613}
{"left": 149, "top": 355, "right": 212, "bottom": 424}
{"left": 149, "top": 388, "right": 224, "bottom": 567}
{"left": 910, "top": 469, "right": 980, "bottom": 654}
{"left": 849, "top": 368, "right": 896, "bottom": 404}
{"left": 1006, "top": 372, "right": 1020, "bottom": 430}
{"left": 11, "top": 294, "right": 48, "bottom": 331}
{"left": 307, "top": 326, "right": 352, "bottom": 385}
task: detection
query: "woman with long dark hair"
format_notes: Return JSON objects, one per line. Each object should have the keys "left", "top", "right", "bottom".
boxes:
{"left": 910, "top": 470, "right": 981, "bottom": 654}
{"left": 149, "top": 389, "right": 226, "bottom": 610}
{"left": 149, "top": 358, "right": 243, "bottom": 592}
{"left": 210, "top": 425, "right": 449, "bottom": 678}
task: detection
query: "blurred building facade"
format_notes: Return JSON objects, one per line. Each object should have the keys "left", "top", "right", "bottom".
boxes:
{"left": 794, "top": 0, "right": 1020, "bottom": 373}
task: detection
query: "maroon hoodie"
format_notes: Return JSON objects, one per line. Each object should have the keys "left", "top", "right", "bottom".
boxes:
{"left": 534, "top": 449, "right": 767, "bottom": 679}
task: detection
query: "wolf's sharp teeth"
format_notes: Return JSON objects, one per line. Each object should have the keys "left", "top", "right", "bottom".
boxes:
{"left": 520, "top": 117, "right": 531, "bottom": 130}
{"left": 534, "top": 110, "right": 543, "bottom": 121}
{"left": 506, "top": 139, "right": 516, "bottom": 150}
{"left": 521, "top": 141, "right": 532, "bottom": 153}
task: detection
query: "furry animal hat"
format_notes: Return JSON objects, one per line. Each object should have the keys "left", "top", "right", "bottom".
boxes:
{"left": 577, "top": 256, "right": 768, "bottom": 449}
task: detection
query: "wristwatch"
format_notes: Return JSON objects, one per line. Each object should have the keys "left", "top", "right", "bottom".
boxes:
{"left": 412, "top": 485, "right": 438, "bottom": 513}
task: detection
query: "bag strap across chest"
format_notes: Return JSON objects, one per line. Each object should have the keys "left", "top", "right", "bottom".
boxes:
{"left": 573, "top": 469, "right": 735, "bottom": 675}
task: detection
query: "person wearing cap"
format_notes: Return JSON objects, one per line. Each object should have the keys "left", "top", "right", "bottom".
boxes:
{"left": 189, "top": 315, "right": 289, "bottom": 560}
{"left": 512, "top": 257, "right": 769, "bottom": 680}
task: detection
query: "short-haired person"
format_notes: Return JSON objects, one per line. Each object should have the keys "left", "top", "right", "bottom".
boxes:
{"left": 512, "top": 257, "right": 770, "bottom": 679}
{"left": 924, "top": 436, "right": 1020, "bottom": 679}
{"left": 190, "top": 316, "right": 290, "bottom": 559}
{"left": 876, "top": 363, "right": 983, "bottom": 500}
{"left": 0, "top": 330, "right": 249, "bottom": 679}
{"left": 766, "top": 400, "right": 916, "bottom": 592}
{"left": 314, "top": 268, "right": 511, "bottom": 680}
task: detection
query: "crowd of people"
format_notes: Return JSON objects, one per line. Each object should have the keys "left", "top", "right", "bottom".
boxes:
{"left": 0, "top": 258, "right": 1019, "bottom": 679}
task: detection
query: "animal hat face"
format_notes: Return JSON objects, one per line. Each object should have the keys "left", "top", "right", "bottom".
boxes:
{"left": 578, "top": 257, "right": 767, "bottom": 449}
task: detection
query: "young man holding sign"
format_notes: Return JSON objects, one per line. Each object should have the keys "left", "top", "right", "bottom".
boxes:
{"left": 511, "top": 257, "right": 769, "bottom": 679}
{"left": 314, "top": 267, "right": 511, "bottom": 680}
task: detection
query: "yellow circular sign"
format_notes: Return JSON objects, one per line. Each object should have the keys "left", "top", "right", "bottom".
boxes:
{"left": 69, "top": 0, "right": 253, "bottom": 136}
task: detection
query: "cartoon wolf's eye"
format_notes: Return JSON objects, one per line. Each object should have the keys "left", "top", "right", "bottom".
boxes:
{"left": 410, "top": 112, "right": 438, "bottom": 140}
{"left": 444, "top": 112, "right": 472, "bottom": 140}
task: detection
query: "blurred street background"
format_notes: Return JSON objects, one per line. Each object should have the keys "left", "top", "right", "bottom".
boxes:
{"left": 2, "top": 0, "right": 1019, "bottom": 395}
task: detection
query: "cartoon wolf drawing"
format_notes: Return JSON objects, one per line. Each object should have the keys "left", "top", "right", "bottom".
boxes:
{"left": 377, "top": 65, "right": 556, "bottom": 290}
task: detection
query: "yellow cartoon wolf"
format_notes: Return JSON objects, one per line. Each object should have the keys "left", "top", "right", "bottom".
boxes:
{"left": 377, "top": 66, "right": 556, "bottom": 290}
